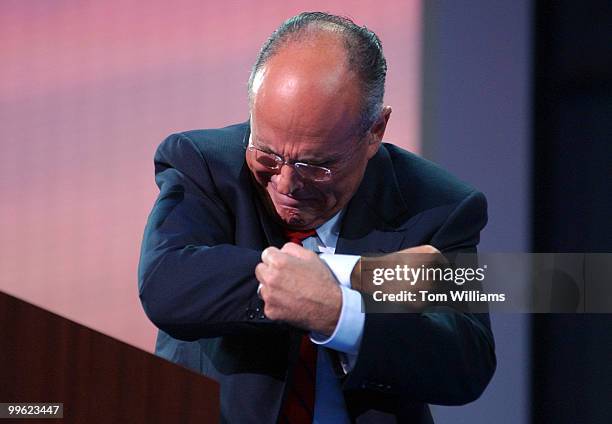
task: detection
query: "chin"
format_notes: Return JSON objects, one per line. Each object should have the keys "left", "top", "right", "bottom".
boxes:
{"left": 277, "top": 211, "right": 314, "bottom": 229}
{"left": 268, "top": 194, "right": 339, "bottom": 229}
{"left": 273, "top": 206, "right": 319, "bottom": 229}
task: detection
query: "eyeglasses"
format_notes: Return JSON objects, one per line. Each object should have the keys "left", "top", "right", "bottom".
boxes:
{"left": 247, "top": 142, "right": 333, "bottom": 182}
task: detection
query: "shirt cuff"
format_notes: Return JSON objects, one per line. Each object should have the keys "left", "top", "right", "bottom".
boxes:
{"left": 319, "top": 253, "right": 360, "bottom": 288}
{"left": 311, "top": 285, "right": 365, "bottom": 355}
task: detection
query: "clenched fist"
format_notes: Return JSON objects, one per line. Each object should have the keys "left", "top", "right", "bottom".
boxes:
{"left": 255, "top": 242, "right": 342, "bottom": 335}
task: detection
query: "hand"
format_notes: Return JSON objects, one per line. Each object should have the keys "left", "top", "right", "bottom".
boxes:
{"left": 255, "top": 243, "right": 342, "bottom": 335}
{"left": 351, "top": 244, "right": 444, "bottom": 283}
{"left": 351, "top": 244, "right": 447, "bottom": 311}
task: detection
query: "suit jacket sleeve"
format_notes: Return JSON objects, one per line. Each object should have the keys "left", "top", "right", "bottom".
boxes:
{"left": 343, "top": 191, "right": 496, "bottom": 407}
{"left": 138, "top": 132, "right": 272, "bottom": 341}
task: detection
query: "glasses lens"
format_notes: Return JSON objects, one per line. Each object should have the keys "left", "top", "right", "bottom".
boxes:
{"left": 255, "top": 151, "right": 280, "bottom": 169}
{"left": 294, "top": 163, "right": 331, "bottom": 181}
{"left": 250, "top": 146, "right": 332, "bottom": 181}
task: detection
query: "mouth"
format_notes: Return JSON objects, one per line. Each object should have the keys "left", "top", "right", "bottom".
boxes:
{"left": 268, "top": 188, "right": 315, "bottom": 208}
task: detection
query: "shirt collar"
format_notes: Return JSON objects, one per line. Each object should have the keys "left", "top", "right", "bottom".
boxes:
{"left": 314, "top": 209, "right": 344, "bottom": 249}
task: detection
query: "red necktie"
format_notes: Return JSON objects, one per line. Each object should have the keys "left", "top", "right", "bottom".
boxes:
{"left": 283, "top": 229, "right": 317, "bottom": 245}
{"left": 280, "top": 228, "right": 317, "bottom": 424}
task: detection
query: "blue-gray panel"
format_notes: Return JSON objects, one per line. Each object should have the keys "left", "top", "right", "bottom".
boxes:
{"left": 421, "top": 1, "right": 531, "bottom": 423}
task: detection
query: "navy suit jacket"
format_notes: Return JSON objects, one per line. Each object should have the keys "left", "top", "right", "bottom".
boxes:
{"left": 138, "top": 122, "right": 496, "bottom": 423}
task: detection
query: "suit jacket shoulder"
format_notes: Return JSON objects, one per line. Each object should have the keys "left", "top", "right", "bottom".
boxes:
{"left": 383, "top": 142, "right": 477, "bottom": 210}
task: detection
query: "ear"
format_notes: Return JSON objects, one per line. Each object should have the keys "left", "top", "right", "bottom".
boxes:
{"left": 366, "top": 106, "right": 392, "bottom": 159}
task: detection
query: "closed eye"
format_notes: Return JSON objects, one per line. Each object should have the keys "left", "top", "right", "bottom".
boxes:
{"left": 303, "top": 160, "right": 333, "bottom": 167}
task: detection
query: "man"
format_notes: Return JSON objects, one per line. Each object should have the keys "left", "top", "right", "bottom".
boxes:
{"left": 138, "top": 12, "right": 495, "bottom": 424}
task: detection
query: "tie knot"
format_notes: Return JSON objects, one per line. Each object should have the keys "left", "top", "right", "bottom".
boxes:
{"left": 283, "top": 229, "right": 317, "bottom": 245}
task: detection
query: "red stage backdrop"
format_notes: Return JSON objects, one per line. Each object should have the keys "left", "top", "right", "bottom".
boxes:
{"left": 0, "top": 0, "right": 421, "bottom": 351}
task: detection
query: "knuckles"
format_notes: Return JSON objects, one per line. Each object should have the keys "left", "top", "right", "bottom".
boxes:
{"left": 422, "top": 244, "right": 440, "bottom": 254}
{"left": 265, "top": 249, "right": 290, "bottom": 269}
{"left": 263, "top": 303, "right": 281, "bottom": 320}
{"left": 281, "top": 242, "right": 295, "bottom": 251}
{"left": 272, "top": 253, "right": 288, "bottom": 268}
{"left": 254, "top": 263, "right": 266, "bottom": 280}
{"left": 304, "top": 249, "right": 318, "bottom": 260}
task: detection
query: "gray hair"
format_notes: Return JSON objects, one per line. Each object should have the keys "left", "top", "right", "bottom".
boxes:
{"left": 247, "top": 12, "right": 387, "bottom": 133}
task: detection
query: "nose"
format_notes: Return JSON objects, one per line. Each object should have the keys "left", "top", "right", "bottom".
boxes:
{"left": 272, "top": 164, "right": 304, "bottom": 195}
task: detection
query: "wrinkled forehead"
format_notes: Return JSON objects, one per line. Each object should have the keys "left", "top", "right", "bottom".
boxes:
{"left": 248, "top": 123, "right": 358, "bottom": 163}
{"left": 249, "top": 84, "right": 362, "bottom": 161}
{"left": 251, "top": 40, "right": 363, "bottom": 140}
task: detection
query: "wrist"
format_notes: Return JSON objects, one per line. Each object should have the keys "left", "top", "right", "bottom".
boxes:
{"left": 318, "top": 282, "right": 342, "bottom": 336}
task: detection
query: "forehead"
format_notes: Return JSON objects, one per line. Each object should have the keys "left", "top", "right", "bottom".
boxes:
{"left": 250, "top": 36, "right": 363, "bottom": 158}
{"left": 251, "top": 127, "right": 358, "bottom": 162}
{"left": 250, "top": 109, "right": 364, "bottom": 163}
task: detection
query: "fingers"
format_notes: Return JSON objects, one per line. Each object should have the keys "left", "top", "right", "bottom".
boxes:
{"left": 422, "top": 244, "right": 441, "bottom": 254}
{"left": 254, "top": 264, "right": 268, "bottom": 303}
{"left": 257, "top": 245, "right": 316, "bottom": 323}
{"left": 280, "top": 242, "right": 316, "bottom": 259}
{"left": 261, "top": 246, "right": 279, "bottom": 264}
{"left": 261, "top": 246, "right": 294, "bottom": 268}
{"left": 394, "top": 244, "right": 447, "bottom": 268}
{"left": 254, "top": 261, "right": 266, "bottom": 280}
{"left": 261, "top": 244, "right": 316, "bottom": 269}
{"left": 401, "top": 244, "right": 440, "bottom": 254}
{"left": 254, "top": 263, "right": 279, "bottom": 320}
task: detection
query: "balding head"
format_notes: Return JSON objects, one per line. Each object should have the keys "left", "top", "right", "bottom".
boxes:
{"left": 251, "top": 33, "right": 362, "bottom": 143}
{"left": 248, "top": 12, "right": 387, "bottom": 133}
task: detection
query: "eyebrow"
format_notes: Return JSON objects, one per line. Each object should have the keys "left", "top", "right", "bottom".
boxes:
{"left": 253, "top": 137, "right": 341, "bottom": 165}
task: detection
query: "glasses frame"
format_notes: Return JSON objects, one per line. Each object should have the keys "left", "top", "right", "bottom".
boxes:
{"left": 246, "top": 141, "right": 333, "bottom": 182}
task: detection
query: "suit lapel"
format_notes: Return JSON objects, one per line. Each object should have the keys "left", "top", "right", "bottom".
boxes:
{"left": 336, "top": 145, "right": 410, "bottom": 255}
{"left": 253, "top": 191, "right": 287, "bottom": 248}
{"left": 240, "top": 121, "right": 286, "bottom": 249}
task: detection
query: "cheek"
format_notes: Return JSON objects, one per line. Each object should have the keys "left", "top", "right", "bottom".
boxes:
{"left": 317, "top": 180, "right": 347, "bottom": 205}
{"left": 326, "top": 170, "right": 364, "bottom": 203}
{"left": 246, "top": 156, "right": 268, "bottom": 182}
{"left": 332, "top": 169, "right": 360, "bottom": 192}
{"left": 249, "top": 164, "right": 273, "bottom": 187}
{"left": 255, "top": 171, "right": 272, "bottom": 185}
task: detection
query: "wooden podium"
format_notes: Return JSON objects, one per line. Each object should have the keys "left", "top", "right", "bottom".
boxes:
{"left": 0, "top": 292, "right": 219, "bottom": 423}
